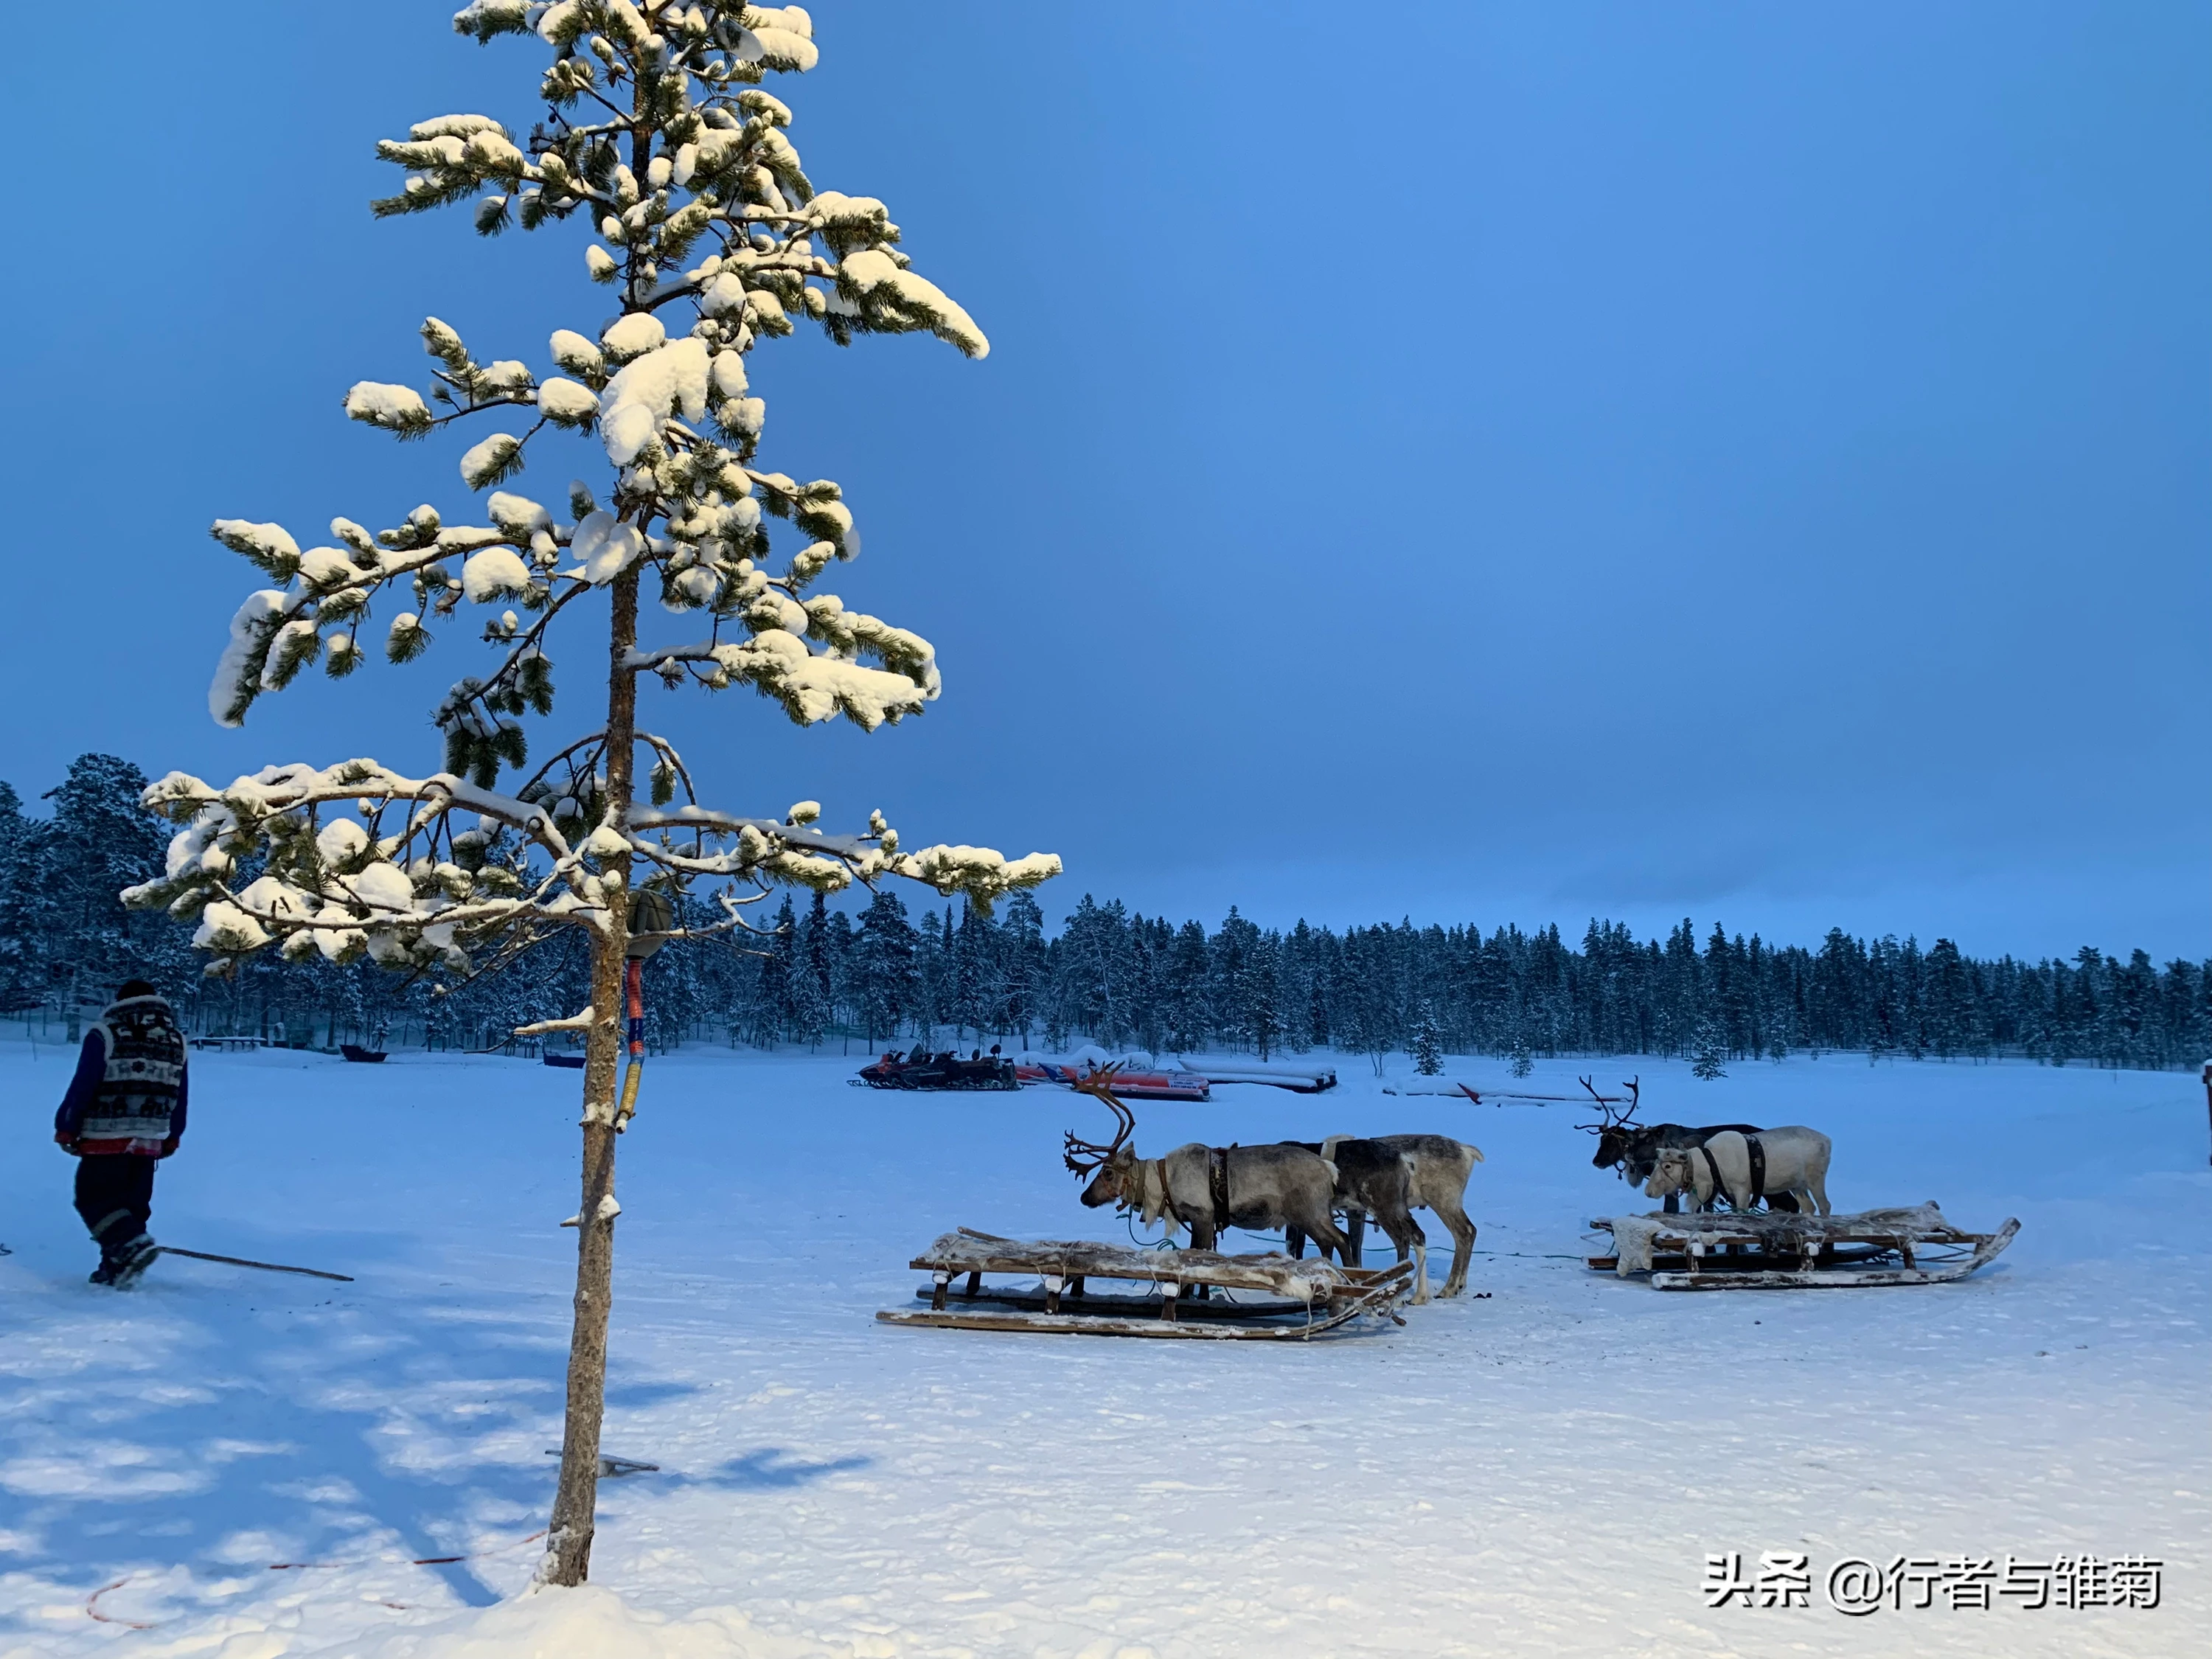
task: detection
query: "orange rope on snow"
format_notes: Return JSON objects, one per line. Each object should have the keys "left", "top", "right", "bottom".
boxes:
{"left": 86, "top": 1577, "right": 153, "bottom": 1630}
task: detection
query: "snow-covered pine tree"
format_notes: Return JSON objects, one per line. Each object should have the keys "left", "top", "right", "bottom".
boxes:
{"left": 1161, "top": 917, "right": 1209, "bottom": 1054}
{"left": 742, "top": 893, "right": 795, "bottom": 1046}
{"left": 913, "top": 906, "right": 950, "bottom": 1040}
{"left": 1411, "top": 1003, "right": 1444, "bottom": 1075}
{"left": 998, "top": 891, "right": 1046, "bottom": 1046}
{"left": 1247, "top": 933, "right": 1281, "bottom": 1061}
{"left": 1691, "top": 1013, "right": 1729, "bottom": 1079}
{"left": 39, "top": 756, "right": 192, "bottom": 1032}
{"left": 0, "top": 782, "right": 42, "bottom": 1016}
{"left": 855, "top": 889, "right": 918, "bottom": 1044}
{"left": 122, "top": 2, "right": 1057, "bottom": 1587}
{"left": 950, "top": 900, "right": 993, "bottom": 1043}
{"left": 787, "top": 889, "right": 832, "bottom": 1046}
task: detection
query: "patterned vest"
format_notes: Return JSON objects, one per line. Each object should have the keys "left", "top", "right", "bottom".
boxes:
{"left": 80, "top": 995, "right": 187, "bottom": 1144}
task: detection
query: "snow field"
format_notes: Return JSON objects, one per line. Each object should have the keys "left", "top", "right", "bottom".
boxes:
{"left": 0, "top": 1045, "right": 2205, "bottom": 1658}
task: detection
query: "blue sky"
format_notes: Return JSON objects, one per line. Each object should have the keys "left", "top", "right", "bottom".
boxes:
{"left": 1, "top": 3, "right": 2202, "bottom": 958}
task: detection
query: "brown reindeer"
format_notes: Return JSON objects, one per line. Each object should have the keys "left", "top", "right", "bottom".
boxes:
{"left": 1061, "top": 1070, "right": 1348, "bottom": 1259}
{"left": 1285, "top": 1134, "right": 1482, "bottom": 1298}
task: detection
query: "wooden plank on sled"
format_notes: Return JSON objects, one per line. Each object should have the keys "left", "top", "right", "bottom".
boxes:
{"left": 914, "top": 1253, "right": 1415, "bottom": 1313}
{"left": 906, "top": 1228, "right": 1392, "bottom": 1302}
{"left": 883, "top": 1234, "right": 1413, "bottom": 1335}
{"left": 1588, "top": 1208, "right": 1983, "bottom": 1247}
{"left": 913, "top": 1284, "right": 1316, "bottom": 1321}
{"left": 1649, "top": 1219, "right": 2019, "bottom": 1290}
{"left": 1585, "top": 1245, "right": 1898, "bottom": 1274}
{"left": 877, "top": 1291, "right": 1396, "bottom": 1340}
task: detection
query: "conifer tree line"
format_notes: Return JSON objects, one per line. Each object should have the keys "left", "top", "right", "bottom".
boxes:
{"left": 4, "top": 754, "right": 2205, "bottom": 1071}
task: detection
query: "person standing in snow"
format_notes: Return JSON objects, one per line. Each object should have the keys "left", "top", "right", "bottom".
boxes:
{"left": 52, "top": 979, "right": 188, "bottom": 1287}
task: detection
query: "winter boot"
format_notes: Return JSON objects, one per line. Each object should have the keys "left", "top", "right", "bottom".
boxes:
{"left": 107, "top": 1235, "right": 159, "bottom": 1290}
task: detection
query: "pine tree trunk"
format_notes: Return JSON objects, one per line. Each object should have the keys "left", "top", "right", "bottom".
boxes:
{"left": 542, "top": 566, "right": 639, "bottom": 1587}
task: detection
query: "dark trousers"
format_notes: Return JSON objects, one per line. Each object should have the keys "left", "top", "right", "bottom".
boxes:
{"left": 74, "top": 1155, "right": 157, "bottom": 1256}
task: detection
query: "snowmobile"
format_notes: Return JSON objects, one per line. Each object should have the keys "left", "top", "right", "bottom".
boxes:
{"left": 856, "top": 1047, "right": 1021, "bottom": 1091}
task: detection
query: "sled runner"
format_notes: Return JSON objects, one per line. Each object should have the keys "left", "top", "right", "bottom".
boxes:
{"left": 877, "top": 1228, "right": 1413, "bottom": 1339}
{"left": 1586, "top": 1203, "right": 2019, "bottom": 1289}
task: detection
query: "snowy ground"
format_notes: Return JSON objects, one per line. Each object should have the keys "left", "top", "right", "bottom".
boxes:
{"left": 0, "top": 1041, "right": 2205, "bottom": 1658}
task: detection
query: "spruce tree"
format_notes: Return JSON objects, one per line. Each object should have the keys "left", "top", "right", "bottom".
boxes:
{"left": 913, "top": 908, "right": 949, "bottom": 1042}
{"left": 1247, "top": 933, "right": 1281, "bottom": 1061}
{"left": 787, "top": 889, "right": 832, "bottom": 1047}
{"left": 0, "top": 782, "right": 50, "bottom": 1014}
{"left": 122, "top": 3, "right": 1055, "bottom": 1587}
{"left": 824, "top": 907, "right": 857, "bottom": 1043}
{"left": 1163, "top": 918, "right": 1211, "bottom": 1054}
{"left": 744, "top": 893, "right": 795, "bottom": 1046}
{"left": 1691, "top": 1012, "right": 1729, "bottom": 1079}
{"left": 42, "top": 756, "right": 191, "bottom": 1028}
{"left": 951, "top": 900, "right": 994, "bottom": 1043}
{"left": 855, "top": 889, "right": 919, "bottom": 1043}
{"left": 997, "top": 891, "right": 1046, "bottom": 1045}
{"left": 1411, "top": 1002, "right": 1444, "bottom": 1075}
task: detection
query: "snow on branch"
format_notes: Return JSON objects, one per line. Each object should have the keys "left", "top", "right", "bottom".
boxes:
{"left": 515, "top": 1007, "right": 597, "bottom": 1035}
{"left": 625, "top": 629, "right": 935, "bottom": 730}
{"left": 167, "top": 1, "right": 1057, "bottom": 984}
{"left": 623, "top": 803, "right": 1059, "bottom": 911}
{"left": 125, "top": 759, "right": 606, "bottom": 974}
{"left": 889, "top": 844, "right": 1064, "bottom": 910}
{"left": 208, "top": 1, "right": 1006, "bottom": 778}
{"left": 127, "top": 751, "right": 1058, "bottom": 982}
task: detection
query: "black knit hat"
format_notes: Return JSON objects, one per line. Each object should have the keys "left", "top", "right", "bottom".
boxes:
{"left": 114, "top": 979, "right": 160, "bottom": 1000}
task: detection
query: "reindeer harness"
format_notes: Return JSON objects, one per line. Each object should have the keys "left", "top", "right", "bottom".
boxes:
{"left": 1207, "top": 1146, "right": 1233, "bottom": 1232}
{"left": 1696, "top": 1134, "right": 1767, "bottom": 1208}
{"left": 1131, "top": 1156, "right": 1172, "bottom": 1227}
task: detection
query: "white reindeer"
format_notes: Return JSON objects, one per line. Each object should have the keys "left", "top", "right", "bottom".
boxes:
{"left": 1645, "top": 1127, "right": 1832, "bottom": 1216}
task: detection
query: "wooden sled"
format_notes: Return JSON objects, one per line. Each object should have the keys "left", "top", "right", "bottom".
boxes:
{"left": 877, "top": 1228, "right": 1413, "bottom": 1340}
{"left": 1587, "top": 1205, "right": 2020, "bottom": 1290}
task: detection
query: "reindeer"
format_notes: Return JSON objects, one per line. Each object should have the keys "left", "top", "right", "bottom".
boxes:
{"left": 1275, "top": 1138, "right": 1430, "bottom": 1304}
{"left": 1061, "top": 1071, "right": 1349, "bottom": 1267}
{"left": 1284, "top": 1135, "right": 1484, "bottom": 1299}
{"left": 1646, "top": 1127, "right": 1832, "bottom": 1215}
{"left": 1579, "top": 1078, "right": 1797, "bottom": 1214}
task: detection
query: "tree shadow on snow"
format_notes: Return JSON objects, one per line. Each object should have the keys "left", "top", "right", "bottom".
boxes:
{"left": 0, "top": 1280, "right": 570, "bottom": 1618}
{"left": 686, "top": 1447, "right": 874, "bottom": 1489}
{"left": 603, "top": 1378, "right": 704, "bottom": 1412}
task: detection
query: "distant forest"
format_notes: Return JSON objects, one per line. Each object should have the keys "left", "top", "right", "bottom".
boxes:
{"left": 4, "top": 754, "right": 2204, "bottom": 1074}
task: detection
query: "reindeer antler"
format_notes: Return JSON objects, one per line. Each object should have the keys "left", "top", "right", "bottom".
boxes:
{"left": 1062, "top": 1063, "right": 1136, "bottom": 1178}
{"left": 1574, "top": 1073, "right": 1641, "bottom": 1135}
{"left": 1573, "top": 1074, "right": 1610, "bottom": 1134}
